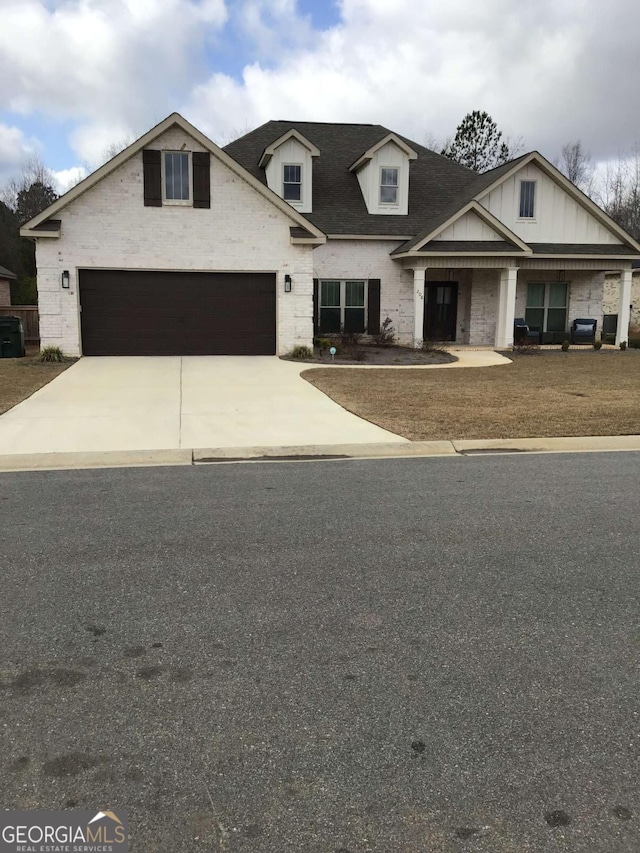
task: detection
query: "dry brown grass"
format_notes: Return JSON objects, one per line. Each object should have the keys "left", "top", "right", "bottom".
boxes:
{"left": 302, "top": 350, "right": 640, "bottom": 440}
{"left": 0, "top": 356, "right": 71, "bottom": 416}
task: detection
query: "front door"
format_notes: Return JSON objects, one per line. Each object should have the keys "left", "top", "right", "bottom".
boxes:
{"left": 424, "top": 282, "right": 458, "bottom": 341}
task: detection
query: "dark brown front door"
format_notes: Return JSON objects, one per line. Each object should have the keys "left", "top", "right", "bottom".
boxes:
{"left": 424, "top": 282, "right": 458, "bottom": 342}
{"left": 79, "top": 270, "right": 276, "bottom": 356}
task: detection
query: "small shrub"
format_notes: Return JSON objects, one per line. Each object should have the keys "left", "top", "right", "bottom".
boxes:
{"left": 349, "top": 348, "right": 368, "bottom": 362}
{"left": 561, "top": 340, "right": 570, "bottom": 352}
{"left": 421, "top": 338, "right": 449, "bottom": 355}
{"left": 339, "top": 330, "right": 362, "bottom": 347}
{"left": 289, "top": 345, "right": 313, "bottom": 360}
{"left": 39, "top": 345, "right": 65, "bottom": 363}
{"left": 373, "top": 317, "right": 396, "bottom": 347}
{"left": 620, "top": 340, "right": 628, "bottom": 351}
{"left": 314, "top": 337, "right": 332, "bottom": 352}
{"left": 593, "top": 340, "right": 603, "bottom": 350}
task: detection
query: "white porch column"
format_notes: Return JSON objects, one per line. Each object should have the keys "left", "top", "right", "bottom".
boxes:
{"left": 413, "top": 267, "right": 425, "bottom": 346}
{"left": 616, "top": 267, "right": 632, "bottom": 345}
{"left": 494, "top": 267, "right": 518, "bottom": 348}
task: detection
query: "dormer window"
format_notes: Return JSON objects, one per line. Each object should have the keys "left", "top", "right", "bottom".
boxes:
{"left": 283, "top": 165, "right": 302, "bottom": 202}
{"left": 380, "top": 168, "right": 399, "bottom": 205}
{"left": 519, "top": 180, "right": 536, "bottom": 218}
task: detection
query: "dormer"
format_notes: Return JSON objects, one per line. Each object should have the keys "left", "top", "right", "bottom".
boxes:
{"left": 349, "top": 133, "right": 417, "bottom": 215}
{"left": 259, "top": 129, "right": 320, "bottom": 214}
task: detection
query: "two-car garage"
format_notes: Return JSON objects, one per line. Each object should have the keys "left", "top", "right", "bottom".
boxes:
{"left": 78, "top": 270, "right": 277, "bottom": 356}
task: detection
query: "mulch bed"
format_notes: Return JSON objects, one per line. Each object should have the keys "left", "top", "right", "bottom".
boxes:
{"left": 284, "top": 345, "right": 456, "bottom": 366}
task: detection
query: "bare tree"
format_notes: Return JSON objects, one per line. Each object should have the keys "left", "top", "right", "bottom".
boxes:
{"left": 556, "top": 140, "right": 594, "bottom": 194}
{"left": 100, "top": 136, "right": 134, "bottom": 164}
{"left": 0, "top": 155, "right": 57, "bottom": 212}
{"left": 598, "top": 146, "right": 640, "bottom": 241}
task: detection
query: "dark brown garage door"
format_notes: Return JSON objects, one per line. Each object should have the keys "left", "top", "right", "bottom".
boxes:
{"left": 79, "top": 270, "right": 276, "bottom": 356}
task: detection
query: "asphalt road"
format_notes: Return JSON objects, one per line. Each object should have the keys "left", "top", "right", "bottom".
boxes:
{"left": 1, "top": 452, "right": 639, "bottom": 852}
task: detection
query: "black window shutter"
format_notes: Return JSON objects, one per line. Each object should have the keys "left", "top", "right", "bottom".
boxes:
{"left": 192, "top": 152, "right": 211, "bottom": 209}
{"left": 313, "top": 278, "right": 320, "bottom": 335}
{"left": 367, "top": 279, "right": 381, "bottom": 334}
{"left": 143, "top": 150, "right": 162, "bottom": 207}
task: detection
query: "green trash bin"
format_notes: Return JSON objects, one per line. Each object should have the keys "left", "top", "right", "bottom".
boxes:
{"left": 0, "top": 316, "right": 25, "bottom": 358}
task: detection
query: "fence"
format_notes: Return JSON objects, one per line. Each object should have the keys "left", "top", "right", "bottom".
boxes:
{"left": 6, "top": 306, "right": 40, "bottom": 343}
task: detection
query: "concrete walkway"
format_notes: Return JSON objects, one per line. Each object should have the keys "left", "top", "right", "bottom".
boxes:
{"left": 0, "top": 356, "right": 407, "bottom": 455}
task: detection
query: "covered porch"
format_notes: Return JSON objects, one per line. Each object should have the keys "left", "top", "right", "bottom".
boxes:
{"left": 404, "top": 257, "right": 634, "bottom": 348}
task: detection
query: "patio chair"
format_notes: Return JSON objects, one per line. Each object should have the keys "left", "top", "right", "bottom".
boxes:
{"left": 514, "top": 318, "right": 541, "bottom": 345}
{"left": 570, "top": 318, "right": 597, "bottom": 344}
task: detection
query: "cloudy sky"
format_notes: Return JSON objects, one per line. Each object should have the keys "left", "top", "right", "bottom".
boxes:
{"left": 1, "top": 0, "right": 639, "bottom": 190}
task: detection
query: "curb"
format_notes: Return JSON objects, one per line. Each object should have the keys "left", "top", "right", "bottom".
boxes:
{"left": 0, "top": 436, "right": 639, "bottom": 473}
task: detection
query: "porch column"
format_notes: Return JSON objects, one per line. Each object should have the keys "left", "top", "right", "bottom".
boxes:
{"left": 494, "top": 267, "right": 518, "bottom": 348}
{"left": 413, "top": 267, "right": 425, "bottom": 346}
{"left": 615, "top": 267, "right": 632, "bottom": 345}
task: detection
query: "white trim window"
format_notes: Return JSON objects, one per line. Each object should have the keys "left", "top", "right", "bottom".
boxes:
{"left": 525, "top": 282, "right": 568, "bottom": 332}
{"left": 319, "top": 279, "right": 367, "bottom": 333}
{"left": 163, "top": 151, "right": 191, "bottom": 204}
{"left": 380, "top": 168, "right": 399, "bottom": 204}
{"left": 283, "top": 164, "right": 302, "bottom": 201}
{"left": 519, "top": 180, "right": 536, "bottom": 219}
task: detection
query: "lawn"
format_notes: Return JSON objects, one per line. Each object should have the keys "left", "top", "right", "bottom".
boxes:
{"left": 302, "top": 350, "right": 640, "bottom": 440}
{"left": 0, "top": 355, "right": 71, "bottom": 415}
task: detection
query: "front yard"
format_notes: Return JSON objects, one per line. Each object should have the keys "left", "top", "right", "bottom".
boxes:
{"left": 0, "top": 356, "right": 71, "bottom": 415}
{"left": 302, "top": 351, "right": 640, "bottom": 440}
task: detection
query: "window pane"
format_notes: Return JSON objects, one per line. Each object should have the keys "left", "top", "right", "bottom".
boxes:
{"left": 380, "top": 185, "right": 398, "bottom": 203}
{"left": 345, "top": 281, "right": 365, "bottom": 307}
{"left": 283, "top": 183, "right": 301, "bottom": 200}
{"left": 520, "top": 181, "right": 535, "bottom": 218}
{"left": 181, "top": 154, "right": 189, "bottom": 199}
{"left": 284, "top": 165, "right": 301, "bottom": 183}
{"left": 549, "top": 282, "right": 567, "bottom": 307}
{"left": 165, "top": 152, "right": 189, "bottom": 200}
{"left": 381, "top": 168, "right": 398, "bottom": 186}
{"left": 320, "top": 281, "right": 340, "bottom": 307}
{"left": 345, "top": 307, "right": 365, "bottom": 333}
{"left": 320, "top": 307, "right": 341, "bottom": 333}
{"left": 547, "top": 308, "right": 567, "bottom": 332}
{"left": 526, "top": 283, "right": 545, "bottom": 308}
{"left": 525, "top": 308, "right": 544, "bottom": 329}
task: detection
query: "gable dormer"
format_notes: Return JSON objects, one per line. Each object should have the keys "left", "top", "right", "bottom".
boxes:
{"left": 259, "top": 129, "right": 320, "bottom": 214}
{"left": 349, "top": 133, "right": 417, "bottom": 216}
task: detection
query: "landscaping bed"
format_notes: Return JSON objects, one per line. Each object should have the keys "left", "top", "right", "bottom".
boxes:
{"left": 0, "top": 354, "right": 72, "bottom": 416}
{"left": 302, "top": 350, "right": 640, "bottom": 440}
{"left": 283, "top": 343, "right": 456, "bottom": 366}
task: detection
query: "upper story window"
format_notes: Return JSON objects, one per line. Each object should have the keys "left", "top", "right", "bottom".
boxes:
{"left": 163, "top": 151, "right": 191, "bottom": 203}
{"left": 380, "top": 168, "right": 399, "bottom": 204}
{"left": 519, "top": 180, "right": 536, "bottom": 218}
{"left": 283, "top": 164, "right": 302, "bottom": 201}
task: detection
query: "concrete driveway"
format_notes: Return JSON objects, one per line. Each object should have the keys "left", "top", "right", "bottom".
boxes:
{"left": 0, "top": 357, "right": 405, "bottom": 454}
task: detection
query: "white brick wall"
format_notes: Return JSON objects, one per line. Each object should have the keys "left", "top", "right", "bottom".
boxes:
{"left": 604, "top": 272, "right": 640, "bottom": 329}
{"left": 312, "top": 239, "right": 414, "bottom": 343}
{"left": 35, "top": 126, "right": 315, "bottom": 356}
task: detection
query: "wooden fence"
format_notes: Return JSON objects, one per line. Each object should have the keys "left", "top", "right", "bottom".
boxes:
{"left": 4, "top": 306, "right": 40, "bottom": 343}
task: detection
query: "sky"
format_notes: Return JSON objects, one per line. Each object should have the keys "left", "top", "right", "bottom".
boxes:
{"left": 1, "top": 0, "right": 639, "bottom": 191}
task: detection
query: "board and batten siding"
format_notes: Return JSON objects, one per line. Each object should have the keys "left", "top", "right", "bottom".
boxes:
{"left": 433, "top": 210, "right": 506, "bottom": 242}
{"left": 34, "top": 126, "right": 315, "bottom": 356}
{"left": 478, "top": 163, "right": 623, "bottom": 245}
{"left": 355, "top": 141, "right": 410, "bottom": 216}
{"left": 264, "top": 137, "right": 313, "bottom": 213}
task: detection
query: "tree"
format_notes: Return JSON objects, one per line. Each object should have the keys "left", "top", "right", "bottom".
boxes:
{"left": 0, "top": 156, "right": 57, "bottom": 215}
{"left": 557, "top": 140, "right": 594, "bottom": 193}
{"left": 16, "top": 181, "right": 58, "bottom": 225}
{"left": 598, "top": 147, "right": 640, "bottom": 242}
{"left": 441, "top": 110, "right": 516, "bottom": 172}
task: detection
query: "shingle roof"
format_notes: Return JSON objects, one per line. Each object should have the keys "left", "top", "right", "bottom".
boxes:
{"left": 419, "top": 240, "right": 525, "bottom": 254}
{"left": 224, "top": 121, "right": 477, "bottom": 237}
{"left": 0, "top": 265, "right": 16, "bottom": 279}
{"left": 529, "top": 243, "right": 637, "bottom": 255}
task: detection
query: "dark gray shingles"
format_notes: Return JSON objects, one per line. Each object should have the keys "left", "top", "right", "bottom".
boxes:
{"left": 530, "top": 243, "right": 639, "bottom": 255}
{"left": 419, "top": 240, "right": 525, "bottom": 253}
{"left": 0, "top": 265, "right": 16, "bottom": 279}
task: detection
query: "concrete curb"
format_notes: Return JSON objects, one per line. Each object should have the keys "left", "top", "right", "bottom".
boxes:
{"left": 1, "top": 436, "right": 639, "bottom": 473}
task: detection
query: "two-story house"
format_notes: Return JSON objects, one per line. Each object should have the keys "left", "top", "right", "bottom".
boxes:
{"left": 21, "top": 113, "right": 640, "bottom": 356}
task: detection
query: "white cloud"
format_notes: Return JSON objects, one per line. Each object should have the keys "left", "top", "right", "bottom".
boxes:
{"left": 52, "top": 165, "right": 87, "bottom": 194}
{"left": 0, "top": 0, "right": 228, "bottom": 162}
{"left": 0, "top": 124, "right": 40, "bottom": 185}
{"left": 185, "top": 0, "right": 640, "bottom": 162}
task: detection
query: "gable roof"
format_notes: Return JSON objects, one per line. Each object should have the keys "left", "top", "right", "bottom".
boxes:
{"left": 20, "top": 113, "right": 325, "bottom": 242}
{"left": 258, "top": 128, "right": 320, "bottom": 168}
{"left": 349, "top": 132, "right": 418, "bottom": 172}
{"left": 0, "top": 265, "right": 16, "bottom": 279}
{"left": 224, "top": 120, "right": 476, "bottom": 237}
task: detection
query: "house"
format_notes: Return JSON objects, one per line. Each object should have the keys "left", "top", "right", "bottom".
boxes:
{"left": 604, "top": 260, "right": 640, "bottom": 332}
{"left": 0, "top": 265, "right": 16, "bottom": 307}
{"left": 20, "top": 113, "right": 640, "bottom": 356}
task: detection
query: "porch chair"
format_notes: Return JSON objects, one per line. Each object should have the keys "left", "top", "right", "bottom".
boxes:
{"left": 514, "top": 318, "right": 541, "bottom": 345}
{"left": 570, "top": 318, "right": 597, "bottom": 344}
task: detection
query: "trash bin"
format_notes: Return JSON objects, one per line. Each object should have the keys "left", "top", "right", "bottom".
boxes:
{"left": 0, "top": 316, "right": 25, "bottom": 358}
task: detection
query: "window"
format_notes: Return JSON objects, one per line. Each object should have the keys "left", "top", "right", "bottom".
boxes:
{"left": 380, "top": 168, "right": 399, "bottom": 204}
{"left": 519, "top": 180, "right": 536, "bottom": 218}
{"left": 319, "top": 280, "right": 366, "bottom": 333}
{"left": 283, "top": 164, "right": 302, "bottom": 201}
{"left": 163, "top": 151, "right": 191, "bottom": 203}
{"left": 525, "top": 282, "right": 568, "bottom": 332}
